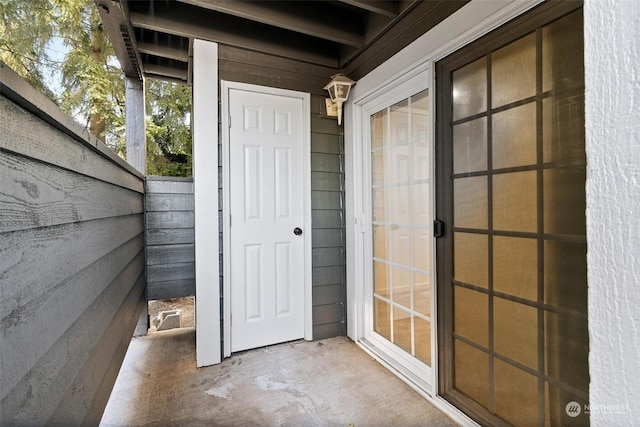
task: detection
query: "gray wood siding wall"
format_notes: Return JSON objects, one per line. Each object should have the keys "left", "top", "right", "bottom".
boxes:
{"left": 0, "top": 64, "right": 145, "bottom": 426}
{"left": 219, "top": 47, "right": 346, "bottom": 340}
{"left": 146, "top": 176, "right": 195, "bottom": 300}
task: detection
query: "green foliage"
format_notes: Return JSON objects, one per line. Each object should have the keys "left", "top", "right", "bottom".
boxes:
{"left": 0, "top": 0, "right": 192, "bottom": 176}
{"left": 145, "top": 79, "right": 192, "bottom": 177}
{"left": 0, "top": 0, "right": 58, "bottom": 99}
{"left": 57, "top": 2, "right": 126, "bottom": 154}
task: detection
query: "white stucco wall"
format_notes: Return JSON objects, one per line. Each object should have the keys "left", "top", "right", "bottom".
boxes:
{"left": 585, "top": 0, "right": 640, "bottom": 424}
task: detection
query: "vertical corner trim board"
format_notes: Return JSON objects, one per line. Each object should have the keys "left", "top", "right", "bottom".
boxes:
{"left": 193, "top": 39, "right": 221, "bottom": 366}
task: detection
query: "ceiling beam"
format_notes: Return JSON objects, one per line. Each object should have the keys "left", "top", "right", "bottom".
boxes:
{"left": 135, "top": 29, "right": 190, "bottom": 62}
{"left": 143, "top": 62, "right": 188, "bottom": 82}
{"left": 337, "top": 0, "right": 398, "bottom": 18}
{"left": 128, "top": 2, "right": 339, "bottom": 68}
{"left": 137, "top": 42, "right": 189, "bottom": 63}
{"left": 178, "top": 0, "right": 364, "bottom": 47}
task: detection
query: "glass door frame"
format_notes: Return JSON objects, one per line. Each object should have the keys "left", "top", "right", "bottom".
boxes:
{"left": 355, "top": 64, "right": 436, "bottom": 393}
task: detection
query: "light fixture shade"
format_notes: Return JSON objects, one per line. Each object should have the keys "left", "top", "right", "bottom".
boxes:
{"left": 323, "top": 73, "right": 355, "bottom": 103}
{"left": 324, "top": 73, "right": 355, "bottom": 125}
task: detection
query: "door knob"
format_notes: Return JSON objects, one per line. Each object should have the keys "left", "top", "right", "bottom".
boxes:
{"left": 294, "top": 227, "right": 303, "bottom": 236}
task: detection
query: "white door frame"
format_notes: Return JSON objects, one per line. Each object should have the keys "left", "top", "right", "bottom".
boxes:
{"left": 356, "top": 64, "right": 435, "bottom": 392}
{"left": 221, "top": 81, "right": 312, "bottom": 358}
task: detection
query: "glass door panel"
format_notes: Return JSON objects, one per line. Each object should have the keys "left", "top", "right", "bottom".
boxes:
{"left": 371, "top": 89, "right": 432, "bottom": 374}
{"left": 437, "top": 4, "right": 588, "bottom": 426}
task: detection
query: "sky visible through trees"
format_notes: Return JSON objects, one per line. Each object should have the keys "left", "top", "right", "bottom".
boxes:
{"left": 0, "top": 0, "right": 192, "bottom": 176}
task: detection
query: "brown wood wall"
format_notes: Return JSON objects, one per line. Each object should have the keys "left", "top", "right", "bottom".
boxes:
{"left": 0, "top": 63, "right": 146, "bottom": 425}
{"left": 218, "top": 47, "right": 347, "bottom": 339}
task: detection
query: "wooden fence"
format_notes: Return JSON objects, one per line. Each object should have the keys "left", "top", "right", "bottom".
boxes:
{"left": 146, "top": 176, "right": 195, "bottom": 300}
{"left": 0, "top": 63, "right": 146, "bottom": 425}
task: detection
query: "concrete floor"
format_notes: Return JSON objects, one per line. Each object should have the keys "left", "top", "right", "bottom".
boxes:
{"left": 100, "top": 328, "right": 457, "bottom": 427}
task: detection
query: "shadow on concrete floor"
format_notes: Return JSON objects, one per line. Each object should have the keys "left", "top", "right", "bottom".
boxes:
{"left": 100, "top": 328, "right": 457, "bottom": 426}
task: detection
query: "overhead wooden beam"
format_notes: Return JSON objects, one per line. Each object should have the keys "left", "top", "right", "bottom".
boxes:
{"left": 144, "top": 73, "right": 190, "bottom": 85}
{"left": 337, "top": 0, "right": 399, "bottom": 18}
{"left": 128, "top": 2, "right": 339, "bottom": 68}
{"left": 135, "top": 29, "right": 190, "bottom": 62}
{"left": 137, "top": 41, "right": 189, "bottom": 62}
{"left": 178, "top": 0, "right": 365, "bottom": 47}
{"left": 142, "top": 62, "right": 189, "bottom": 82}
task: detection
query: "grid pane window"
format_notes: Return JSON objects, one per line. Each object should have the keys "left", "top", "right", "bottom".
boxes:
{"left": 372, "top": 89, "right": 432, "bottom": 366}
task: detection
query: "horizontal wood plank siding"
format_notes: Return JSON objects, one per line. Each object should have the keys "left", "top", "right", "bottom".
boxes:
{"left": 310, "top": 120, "right": 347, "bottom": 338}
{"left": 219, "top": 49, "right": 346, "bottom": 340}
{"left": 0, "top": 64, "right": 145, "bottom": 425}
{"left": 145, "top": 177, "right": 196, "bottom": 300}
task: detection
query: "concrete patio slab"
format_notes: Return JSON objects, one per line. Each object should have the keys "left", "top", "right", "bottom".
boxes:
{"left": 100, "top": 328, "right": 457, "bottom": 426}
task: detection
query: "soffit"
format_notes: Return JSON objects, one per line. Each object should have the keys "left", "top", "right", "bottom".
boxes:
{"left": 95, "top": 0, "right": 468, "bottom": 84}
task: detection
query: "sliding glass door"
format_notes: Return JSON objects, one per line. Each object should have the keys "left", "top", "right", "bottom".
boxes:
{"left": 436, "top": 3, "right": 588, "bottom": 425}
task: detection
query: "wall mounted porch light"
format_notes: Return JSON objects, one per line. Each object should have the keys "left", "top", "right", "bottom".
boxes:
{"left": 324, "top": 73, "right": 355, "bottom": 125}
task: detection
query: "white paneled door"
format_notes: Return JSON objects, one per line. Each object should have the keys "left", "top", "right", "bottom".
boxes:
{"left": 229, "top": 88, "right": 306, "bottom": 353}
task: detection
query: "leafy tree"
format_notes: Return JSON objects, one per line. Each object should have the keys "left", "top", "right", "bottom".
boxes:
{"left": 0, "top": 0, "right": 192, "bottom": 176}
{"left": 58, "top": 1, "right": 126, "bottom": 153}
{"left": 0, "top": 0, "right": 58, "bottom": 99}
{"left": 145, "top": 79, "right": 192, "bottom": 177}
